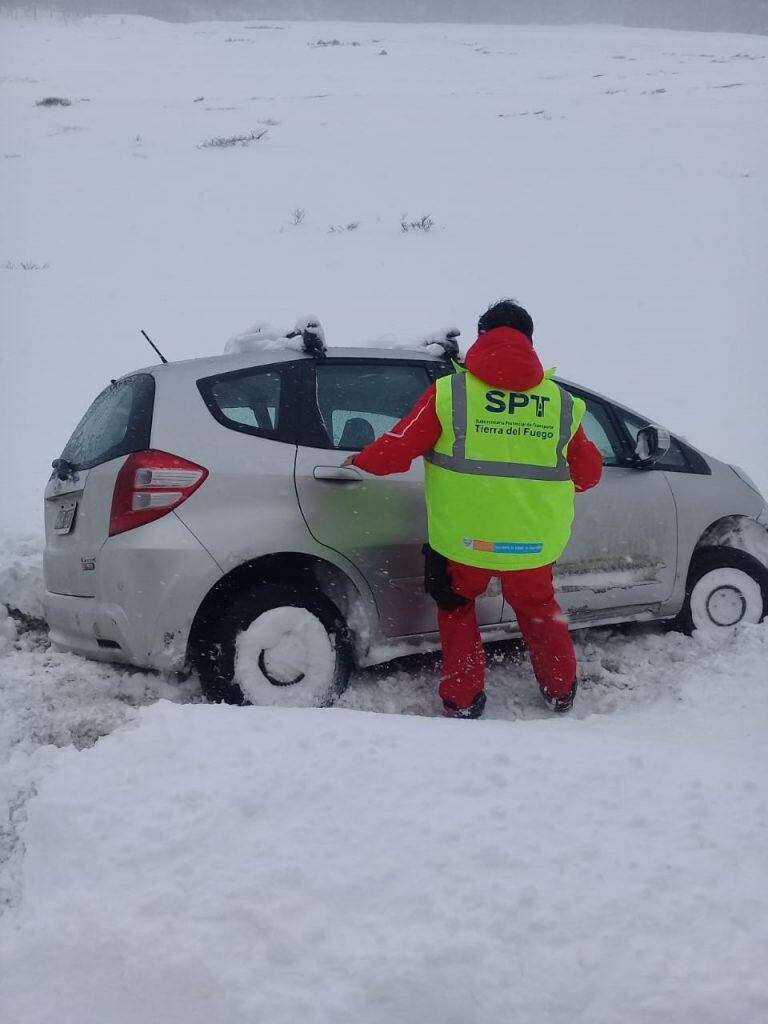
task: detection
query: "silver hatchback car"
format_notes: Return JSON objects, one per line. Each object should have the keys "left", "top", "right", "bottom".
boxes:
{"left": 43, "top": 328, "right": 768, "bottom": 706}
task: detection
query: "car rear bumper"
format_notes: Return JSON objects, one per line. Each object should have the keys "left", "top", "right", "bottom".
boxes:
{"left": 43, "top": 512, "right": 224, "bottom": 671}
{"left": 44, "top": 591, "right": 139, "bottom": 665}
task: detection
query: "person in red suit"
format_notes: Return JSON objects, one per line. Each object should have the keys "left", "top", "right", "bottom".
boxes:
{"left": 344, "top": 300, "right": 603, "bottom": 719}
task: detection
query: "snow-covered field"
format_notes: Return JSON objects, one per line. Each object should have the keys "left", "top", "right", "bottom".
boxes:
{"left": 2, "top": 14, "right": 768, "bottom": 525}
{"left": 1, "top": 14, "right": 767, "bottom": 1023}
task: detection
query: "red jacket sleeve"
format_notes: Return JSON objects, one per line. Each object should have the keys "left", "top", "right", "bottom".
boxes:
{"left": 567, "top": 426, "right": 603, "bottom": 492}
{"left": 353, "top": 388, "right": 603, "bottom": 491}
{"left": 352, "top": 384, "right": 441, "bottom": 475}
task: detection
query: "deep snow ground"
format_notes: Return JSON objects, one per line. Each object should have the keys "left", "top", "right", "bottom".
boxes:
{"left": 1, "top": 535, "right": 767, "bottom": 1022}
{"left": 1, "top": 619, "right": 767, "bottom": 1023}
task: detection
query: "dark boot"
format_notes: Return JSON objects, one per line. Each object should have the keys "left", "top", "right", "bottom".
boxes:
{"left": 443, "top": 691, "right": 487, "bottom": 719}
{"left": 541, "top": 681, "right": 577, "bottom": 713}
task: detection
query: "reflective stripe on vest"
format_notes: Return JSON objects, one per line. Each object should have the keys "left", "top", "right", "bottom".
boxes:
{"left": 424, "top": 373, "right": 574, "bottom": 481}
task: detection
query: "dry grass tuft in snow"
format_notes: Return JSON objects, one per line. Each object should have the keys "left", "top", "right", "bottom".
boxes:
{"left": 4, "top": 260, "right": 49, "bottom": 271}
{"left": 400, "top": 214, "right": 435, "bottom": 233}
{"left": 309, "top": 38, "right": 361, "bottom": 48}
{"left": 197, "top": 128, "right": 268, "bottom": 149}
{"left": 328, "top": 221, "right": 360, "bottom": 233}
{"left": 35, "top": 96, "right": 71, "bottom": 107}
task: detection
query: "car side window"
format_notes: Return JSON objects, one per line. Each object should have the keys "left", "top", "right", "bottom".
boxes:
{"left": 615, "top": 410, "right": 690, "bottom": 470}
{"left": 310, "top": 362, "right": 432, "bottom": 451}
{"left": 197, "top": 364, "right": 294, "bottom": 441}
{"left": 561, "top": 388, "right": 621, "bottom": 467}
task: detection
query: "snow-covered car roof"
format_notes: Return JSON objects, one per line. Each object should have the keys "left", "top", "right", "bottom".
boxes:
{"left": 130, "top": 344, "right": 449, "bottom": 380}
{"left": 129, "top": 318, "right": 463, "bottom": 380}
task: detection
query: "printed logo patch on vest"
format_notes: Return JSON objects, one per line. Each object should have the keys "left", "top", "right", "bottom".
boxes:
{"left": 462, "top": 538, "right": 544, "bottom": 555}
{"left": 484, "top": 390, "right": 551, "bottom": 416}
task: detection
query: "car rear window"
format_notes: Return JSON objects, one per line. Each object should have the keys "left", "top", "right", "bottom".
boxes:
{"left": 60, "top": 374, "right": 155, "bottom": 471}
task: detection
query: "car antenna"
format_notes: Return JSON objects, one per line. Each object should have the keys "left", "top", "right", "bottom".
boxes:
{"left": 140, "top": 329, "right": 169, "bottom": 365}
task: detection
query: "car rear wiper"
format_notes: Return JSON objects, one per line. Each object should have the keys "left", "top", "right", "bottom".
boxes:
{"left": 51, "top": 458, "right": 76, "bottom": 480}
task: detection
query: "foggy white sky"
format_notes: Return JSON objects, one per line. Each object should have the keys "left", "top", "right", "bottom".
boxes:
{"left": 3, "top": 1, "right": 768, "bottom": 34}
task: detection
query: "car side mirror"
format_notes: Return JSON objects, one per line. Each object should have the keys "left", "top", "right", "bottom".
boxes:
{"left": 633, "top": 424, "right": 671, "bottom": 468}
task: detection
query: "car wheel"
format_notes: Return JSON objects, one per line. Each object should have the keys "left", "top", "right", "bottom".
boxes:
{"left": 674, "top": 546, "right": 768, "bottom": 636}
{"left": 195, "top": 582, "right": 352, "bottom": 707}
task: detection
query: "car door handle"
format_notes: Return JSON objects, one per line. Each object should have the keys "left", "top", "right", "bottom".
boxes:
{"left": 313, "top": 466, "right": 363, "bottom": 483}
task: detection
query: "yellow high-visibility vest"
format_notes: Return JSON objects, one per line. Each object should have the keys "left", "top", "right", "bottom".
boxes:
{"left": 424, "top": 368, "right": 585, "bottom": 570}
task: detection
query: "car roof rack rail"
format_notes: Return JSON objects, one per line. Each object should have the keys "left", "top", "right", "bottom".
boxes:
{"left": 286, "top": 316, "right": 326, "bottom": 358}
{"left": 421, "top": 327, "right": 461, "bottom": 363}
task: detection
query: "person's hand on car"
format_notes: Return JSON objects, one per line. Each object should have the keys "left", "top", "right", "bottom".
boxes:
{"left": 340, "top": 455, "right": 356, "bottom": 468}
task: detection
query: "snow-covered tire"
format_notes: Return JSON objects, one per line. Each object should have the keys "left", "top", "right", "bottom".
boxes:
{"left": 195, "top": 582, "right": 352, "bottom": 707}
{"left": 674, "top": 546, "right": 768, "bottom": 637}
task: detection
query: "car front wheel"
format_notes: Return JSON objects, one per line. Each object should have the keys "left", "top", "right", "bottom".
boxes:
{"left": 675, "top": 546, "right": 768, "bottom": 636}
{"left": 195, "top": 582, "right": 352, "bottom": 707}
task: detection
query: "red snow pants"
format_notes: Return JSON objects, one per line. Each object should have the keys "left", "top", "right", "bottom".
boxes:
{"left": 438, "top": 560, "right": 577, "bottom": 709}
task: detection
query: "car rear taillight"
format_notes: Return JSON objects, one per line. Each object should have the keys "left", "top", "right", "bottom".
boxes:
{"left": 109, "top": 450, "right": 208, "bottom": 536}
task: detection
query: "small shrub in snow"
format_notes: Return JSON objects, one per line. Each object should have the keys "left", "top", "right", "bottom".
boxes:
{"left": 291, "top": 207, "right": 306, "bottom": 226}
{"left": 197, "top": 129, "right": 268, "bottom": 149}
{"left": 400, "top": 215, "right": 434, "bottom": 234}
{"left": 499, "top": 110, "right": 551, "bottom": 120}
{"left": 309, "top": 39, "right": 360, "bottom": 48}
{"left": 5, "top": 260, "right": 49, "bottom": 270}
{"left": 36, "top": 96, "right": 71, "bottom": 107}
{"left": 328, "top": 222, "right": 360, "bottom": 233}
